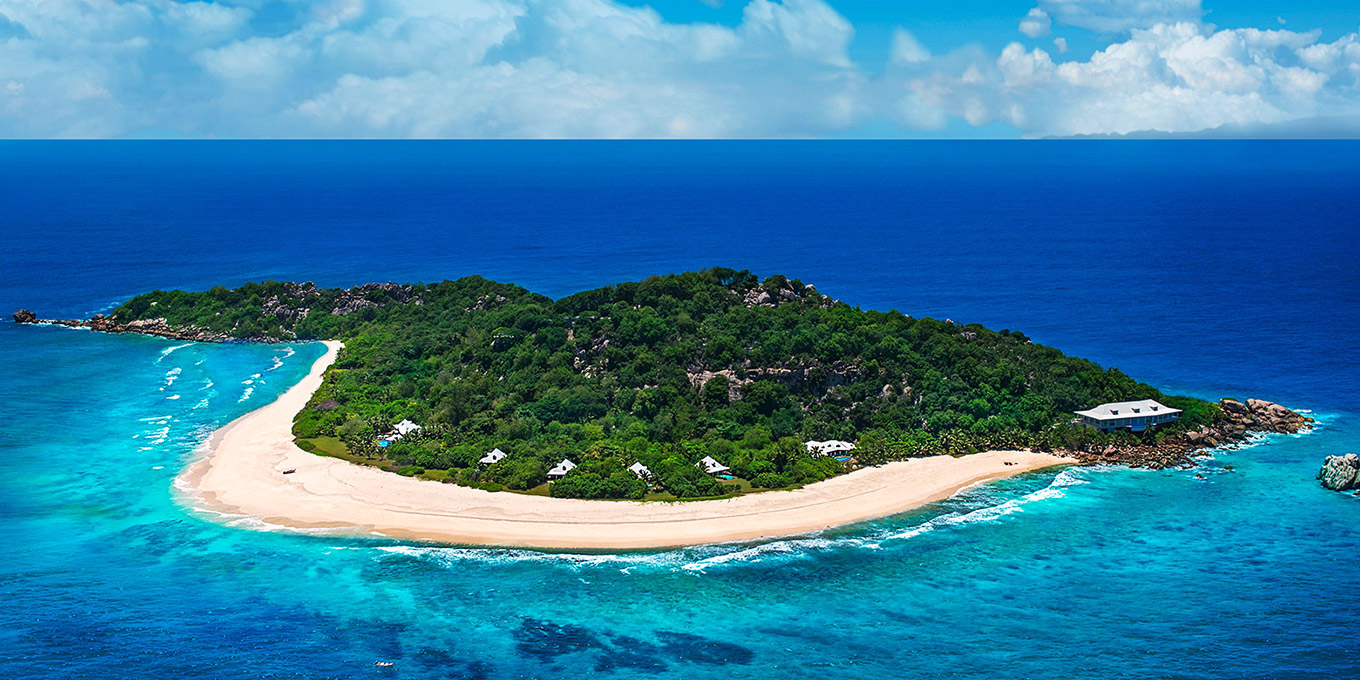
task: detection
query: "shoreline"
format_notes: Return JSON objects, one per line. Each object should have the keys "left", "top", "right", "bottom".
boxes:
{"left": 176, "top": 341, "right": 1075, "bottom": 550}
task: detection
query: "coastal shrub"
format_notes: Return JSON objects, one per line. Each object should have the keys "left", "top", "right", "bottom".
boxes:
{"left": 397, "top": 466, "right": 425, "bottom": 477}
{"left": 658, "top": 465, "right": 725, "bottom": 498}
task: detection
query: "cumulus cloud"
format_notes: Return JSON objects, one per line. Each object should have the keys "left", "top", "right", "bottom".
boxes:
{"left": 0, "top": 0, "right": 1357, "bottom": 139}
{"left": 1037, "top": 0, "right": 1203, "bottom": 33}
{"left": 1019, "top": 8, "right": 1052, "bottom": 39}
{"left": 0, "top": 0, "right": 865, "bottom": 137}
{"left": 950, "top": 23, "right": 1360, "bottom": 136}
{"left": 889, "top": 27, "right": 930, "bottom": 64}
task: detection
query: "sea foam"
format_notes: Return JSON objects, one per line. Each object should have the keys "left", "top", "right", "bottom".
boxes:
{"left": 363, "top": 469, "right": 1086, "bottom": 575}
{"left": 156, "top": 343, "right": 192, "bottom": 362}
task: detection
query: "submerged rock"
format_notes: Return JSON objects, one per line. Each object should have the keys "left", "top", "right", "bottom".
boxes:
{"left": 1318, "top": 453, "right": 1360, "bottom": 492}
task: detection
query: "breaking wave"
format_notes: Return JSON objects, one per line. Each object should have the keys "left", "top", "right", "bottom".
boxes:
{"left": 363, "top": 468, "right": 1090, "bottom": 575}
{"left": 160, "top": 367, "right": 181, "bottom": 391}
{"left": 156, "top": 343, "right": 192, "bottom": 362}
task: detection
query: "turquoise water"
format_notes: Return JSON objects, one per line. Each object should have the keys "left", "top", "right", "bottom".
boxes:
{"left": 3, "top": 141, "right": 1359, "bottom": 678}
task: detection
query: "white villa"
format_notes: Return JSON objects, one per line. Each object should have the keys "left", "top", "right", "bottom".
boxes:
{"left": 696, "top": 456, "right": 730, "bottom": 475}
{"left": 378, "top": 419, "right": 423, "bottom": 448}
{"left": 806, "top": 439, "right": 856, "bottom": 457}
{"left": 628, "top": 462, "right": 653, "bottom": 479}
{"left": 547, "top": 458, "right": 577, "bottom": 480}
{"left": 1075, "top": 399, "right": 1182, "bottom": 433}
{"left": 479, "top": 448, "right": 507, "bottom": 465}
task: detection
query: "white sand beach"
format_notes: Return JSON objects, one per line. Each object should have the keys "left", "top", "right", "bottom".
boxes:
{"left": 177, "top": 341, "right": 1075, "bottom": 549}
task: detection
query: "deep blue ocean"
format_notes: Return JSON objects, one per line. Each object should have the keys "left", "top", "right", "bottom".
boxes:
{"left": 2, "top": 141, "right": 1358, "bottom": 679}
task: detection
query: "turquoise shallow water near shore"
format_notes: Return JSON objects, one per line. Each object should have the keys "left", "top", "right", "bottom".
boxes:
{"left": 2, "top": 141, "right": 1359, "bottom": 678}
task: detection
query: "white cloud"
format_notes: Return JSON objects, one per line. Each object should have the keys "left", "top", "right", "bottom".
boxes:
{"left": 985, "top": 23, "right": 1358, "bottom": 136}
{"left": 890, "top": 27, "right": 930, "bottom": 64}
{"left": 1019, "top": 8, "right": 1051, "bottom": 39}
{"left": 1037, "top": 0, "right": 1203, "bottom": 33}
{"left": 0, "top": 0, "right": 867, "bottom": 137}
{"left": 0, "top": 0, "right": 1357, "bottom": 139}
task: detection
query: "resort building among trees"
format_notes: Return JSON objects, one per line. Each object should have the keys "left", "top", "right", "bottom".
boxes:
{"left": 696, "top": 456, "right": 730, "bottom": 475}
{"left": 393, "top": 419, "right": 422, "bottom": 437}
{"left": 547, "top": 459, "right": 577, "bottom": 480}
{"left": 806, "top": 440, "right": 856, "bottom": 457}
{"left": 1075, "top": 399, "right": 1182, "bottom": 433}
{"left": 479, "top": 448, "right": 507, "bottom": 465}
{"left": 628, "top": 462, "right": 652, "bottom": 479}
{"left": 378, "top": 419, "right": 424, "bottom": 448}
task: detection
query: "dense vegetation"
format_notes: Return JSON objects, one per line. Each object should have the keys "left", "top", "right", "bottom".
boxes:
{"left": 111, "top": 269, "right": 1217, "bottom": 499}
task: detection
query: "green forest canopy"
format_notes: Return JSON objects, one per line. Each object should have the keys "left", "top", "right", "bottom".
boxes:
{"left": 111, "top": 268, "right": 1217, "bottom": 499}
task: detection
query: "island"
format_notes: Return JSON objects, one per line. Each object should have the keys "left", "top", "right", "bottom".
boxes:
{"left": 13, "top": 269, "right": 1313, "bottom": 548}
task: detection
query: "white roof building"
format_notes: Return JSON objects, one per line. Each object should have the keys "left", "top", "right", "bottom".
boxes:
{"left": 628, "top": 462, "right": 652, "bottom": 479}
{"left": 806, "top": 439, "right": 856, "bottom": 457}
{"left": 393, "top": 419, "right": 422, "bottom": 437}
{"left": 696, "top": 456, "right": 730, "bottom": 475}
{"left": 479, "top": 448, "right": 507, "bottom": 465}
{"left": 547, "top": 458, "right": 578, "bottom": 479}
{"left": 1075, "top": 399, "right": 1182, "bottom": 433}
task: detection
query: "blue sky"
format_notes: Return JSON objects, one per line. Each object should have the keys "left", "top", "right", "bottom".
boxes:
{"left": 0, "top": 0, "right": 1356, "bottom": 138}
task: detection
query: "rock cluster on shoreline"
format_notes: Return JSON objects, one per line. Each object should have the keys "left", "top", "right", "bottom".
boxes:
{"left": 1318, "top": 453, "right": 1360, "bottom": 492}
{"left": 1066, "top": 398, "right": 1313, "bottom": 470}
{"left": 11, "top": 309, "right": 276, "bottom": 343}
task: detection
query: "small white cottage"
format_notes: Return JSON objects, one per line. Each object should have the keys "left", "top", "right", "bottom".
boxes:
{"left": 547, "top": 458, "right": 578, "bottom": 480}
{"left": 628, "top": 461, "right": 652, "bottom": 479}
{"left": 393, "top": 419, "right": 422, "bottom": 437}
{"left": 696, "top": 456, "right": 730, "bottom": 475}
{"left": 479, "top": 448, "right": 507, "bottom": 465}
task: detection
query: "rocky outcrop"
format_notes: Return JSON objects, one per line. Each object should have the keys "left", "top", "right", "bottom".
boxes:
{"left": 735, "top": 279, "right": 838, "bottom": 309}
{"left": 14, "top": 281, "right": 428, "bottom": 342}
{"left": 1222, "top": 398, "right": 1313, "bottom": 434}
{"left": 1318, "top": 454, "right": 1360, "bottom": 492}
{"left": 686, "top": 360, "right": 861, "bottom": 401}
{"left": 330, "top": 282, "right": 421, "bottom": 316}
{"left": 12, "top": 310, "right": 275, "bottom": 343}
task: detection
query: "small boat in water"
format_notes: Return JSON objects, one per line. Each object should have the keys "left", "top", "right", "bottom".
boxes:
{"left": 375, "top": 661, "right": 394, "bottom": 668}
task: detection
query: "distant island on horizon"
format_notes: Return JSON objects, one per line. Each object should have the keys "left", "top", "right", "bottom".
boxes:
{"left": 14, "top": 268, "right": 1311, "bottom": 503}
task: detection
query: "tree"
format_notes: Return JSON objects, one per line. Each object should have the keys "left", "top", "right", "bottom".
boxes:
{"left": 702, "top": 375, "right": 730, "bottom": 410}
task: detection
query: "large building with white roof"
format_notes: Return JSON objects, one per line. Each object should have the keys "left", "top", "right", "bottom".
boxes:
{"left": 1075, "top": 399, "right": 1181, "bottom": 433}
